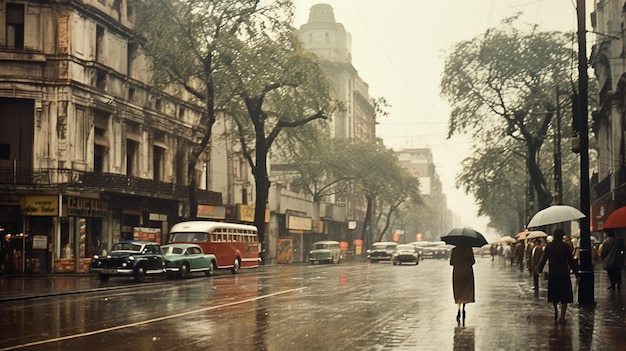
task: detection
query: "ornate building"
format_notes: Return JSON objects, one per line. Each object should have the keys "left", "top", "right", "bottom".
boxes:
{"left": 0, "top": 0, "right": 223, "bottom": 273}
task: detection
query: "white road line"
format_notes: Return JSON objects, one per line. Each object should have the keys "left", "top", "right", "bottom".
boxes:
{"left": 1, "top": 287, "right": 306, "bottom": 351}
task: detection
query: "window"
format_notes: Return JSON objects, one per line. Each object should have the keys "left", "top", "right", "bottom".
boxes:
{"left": 96, "top": 25, "right": 104, "bottom": 62}
{"left": 153, "top": 146, "right": 164, "bottom": 181}
{"left": 74, "top": 107, "right": 88, "bottom": 161}
{"left": 6, "top": 3, "right": 24, "bottom": 49}
{"left": 126, "top": 140, "right": 138, "bottom": 176}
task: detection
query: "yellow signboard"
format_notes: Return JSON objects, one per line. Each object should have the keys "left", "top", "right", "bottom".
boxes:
{"left": 22, "top": 195, "right": 59, "bottom": 216}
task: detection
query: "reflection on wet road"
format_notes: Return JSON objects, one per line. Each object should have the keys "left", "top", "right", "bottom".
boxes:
{"left": 1, "top": 257, "right": 624, "bottom": 350}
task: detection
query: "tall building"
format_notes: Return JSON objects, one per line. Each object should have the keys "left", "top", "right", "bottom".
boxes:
{"left": 589, "top": 0, "right": 626, "bottom": 232}
{"left": 395, "top": 148, "right": 449, "bottom": 240}
{"left": 0, "top": 0, "right": 222, "bottom": 274}
{"left": 297, "top": 3, "right": 376, "bottom": 143}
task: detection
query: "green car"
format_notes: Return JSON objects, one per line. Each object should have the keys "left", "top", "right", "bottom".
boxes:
{"left": 161, "top": 243, "right": 217, "bottom": 278}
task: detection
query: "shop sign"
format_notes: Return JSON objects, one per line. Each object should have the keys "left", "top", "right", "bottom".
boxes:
{"left": 197, "top": 204, "right": 226, "bottom": 219}
{"left": 32, "top": 235, "right": 47, "bottom": 250}
{"left": 287, "top": 214, "right": 312, "bottom": 231}
{"left": 22, "top": 195, "right": 59, "bottom": 216}
{"left": 133, "top": 227, "right": 161, "bottom": 244}
{"left": 0, "top": 196, "right": 20, "bottom": 206}
{"left": 239, "top": 204, "right": 270, "bottom": 223}
{"left": 66, "top": 197, "right": 108, "bottom": 217}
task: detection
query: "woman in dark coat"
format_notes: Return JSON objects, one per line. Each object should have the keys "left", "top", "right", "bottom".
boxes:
{"left": 536, "top": 228, "right": 579, "bottom": 323}
{"left": 450, "top": 244, "right": 475, "bottom": 322}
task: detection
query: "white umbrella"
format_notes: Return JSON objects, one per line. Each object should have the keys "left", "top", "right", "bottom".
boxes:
{"left": 500, "top": 236, "right": 516, "bottom": 244}
{"left": 527, "top": 205, "right": 585, "bottom": 228}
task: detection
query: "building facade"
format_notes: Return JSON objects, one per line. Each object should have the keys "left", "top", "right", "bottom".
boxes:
{"left": 395, "top": 148, "right": 449, "bottom": 241}
{"left": 0, "top": 0, "right": 223, "bottom": 274}
{"left": 589, "top": 0, "right": 626, "bottom": 232}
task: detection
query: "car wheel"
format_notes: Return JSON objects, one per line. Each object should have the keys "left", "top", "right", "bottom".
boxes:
{"left": 134, "top": 265, "right": 146, "bottom": 282}
{"left": 99, "top": 273, "right": 110, "bottom": 282}
{"left": 330, "top": 257, "right": 334, "bottom": 264}
{"left": 205, "top": 261, "right": 215, "bottom": 276}
{"left": 230, "top": 258, "right": 240, "bottom": 274}
{"left": 178, "top": 263, "right": 189, "bottom": 279}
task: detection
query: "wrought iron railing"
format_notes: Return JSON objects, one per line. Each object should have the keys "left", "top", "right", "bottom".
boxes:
{"left": 0, "top": 168, "right": 221, "bottom": 204}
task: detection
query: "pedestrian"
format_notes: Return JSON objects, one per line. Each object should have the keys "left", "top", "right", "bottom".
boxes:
{"left": 515, "top": 241, "right": 525, "bottom": 271}
{"left": 530, "top": 238, "right": 544, "bottom": 291}
{"left": 503, "top": 243, "right": 513, "bottom": 266}
{"left": 490, "top": 244, "right": 497, "bottom": 261}
{"left": 599, "top": 229, "right": 625, "bottom": 290}
{"left": 535, "top": 228, "right": 579, "bottom": 323}
{"left": 449, "top": 244, "right": 475, "bottom": 323}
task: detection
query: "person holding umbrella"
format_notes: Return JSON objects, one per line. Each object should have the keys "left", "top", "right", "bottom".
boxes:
{"left": 534, "top": 228, "right": 579, "bottom": 323}
{"left": 450, "top": 243, "right": 475, "bottom": 323}
{"left": 599, "top": 229, "right": 625, "bottom": 290}
{"left": 441, "top": 228, "right": 486, "bottom": 324}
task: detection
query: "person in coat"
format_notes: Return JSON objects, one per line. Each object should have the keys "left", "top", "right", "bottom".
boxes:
{"left": 530, "top": 238, "right": 544, "bottom": 291}
{"left": 535, "top": 229, "right": 579, "bottom": 323}
{"left": 450, "top": 244, "right": 475, "bottom": 323}
{"left": 599, "top": 229, "right": 625, "bottom": 290}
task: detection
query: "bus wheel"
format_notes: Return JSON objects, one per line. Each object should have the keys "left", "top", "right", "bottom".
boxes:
{"left": 205, "top": 261, "right": 215, "bottom": 277}
{"left": 231, "top": 258, "right": 240, "bottom": 274}
{"left": 178, "top": 263, "right": 189, "bottom": 279}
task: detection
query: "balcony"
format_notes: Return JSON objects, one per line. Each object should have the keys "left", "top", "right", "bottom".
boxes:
{"left": 0, "top": 168, "right": 222, "bottom": 205}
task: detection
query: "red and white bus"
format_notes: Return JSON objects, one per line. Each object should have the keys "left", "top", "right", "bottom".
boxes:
{"left": 168, "top": 221, "right": 259, "bottom": 273}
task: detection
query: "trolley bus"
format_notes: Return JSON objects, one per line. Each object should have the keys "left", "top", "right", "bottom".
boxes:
{"left": 168, "top": 221, "right": 259, "bottom": 273}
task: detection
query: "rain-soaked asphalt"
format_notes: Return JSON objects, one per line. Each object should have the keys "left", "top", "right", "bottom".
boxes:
{"left": 1, "top": 256, "right": 626, "bottom": 350}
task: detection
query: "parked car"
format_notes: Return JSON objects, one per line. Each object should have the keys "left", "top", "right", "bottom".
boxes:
{"left": 91, "top": 240, "right": 166, "bottom": 282}
{"left": 309, "top": 240, "right": 341, "bottom": 264}
{"left": 391, "top": 244, "right": 420, "bottom": 265}
{"left": 161, "top": 243, "right": 217, "bottom": 278}
{"left": 422, "top": 245, "right": 452, "bottom": 259}
{"left": 367, "top": 242, "right": 398, "bottom": 262}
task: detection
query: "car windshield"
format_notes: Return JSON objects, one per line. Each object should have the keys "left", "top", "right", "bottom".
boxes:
{"left": 396, "top": 245, "right": 414, "bottom": 251}
{"left": 110, "top": 243, "right": 142, "bottom": 253}
{"left": 312, "top": 243, "right": 328, "bottom": 250}
{"left": 162, "top": 246, "right": 184, "bottom": 255}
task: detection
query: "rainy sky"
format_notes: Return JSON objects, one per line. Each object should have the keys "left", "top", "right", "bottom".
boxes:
{"left": 293, "top": 0, "right": 594, "bottom": 237}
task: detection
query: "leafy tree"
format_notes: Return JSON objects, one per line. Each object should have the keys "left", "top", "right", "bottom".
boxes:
{"left": 131, "top": 0, "right": 286, "bottom": 218}
{"left": 222, "top": 11, "right": 336, "bottom": 255}
{"left": 440, "top": 16, "right": 578, "bottom": 213}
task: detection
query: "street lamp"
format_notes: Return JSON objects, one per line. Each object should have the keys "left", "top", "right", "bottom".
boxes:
{"left": 576, "top": 0, "right": 594, "bottom": 305}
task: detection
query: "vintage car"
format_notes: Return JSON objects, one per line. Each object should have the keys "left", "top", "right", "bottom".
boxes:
{"left": 91, "top": 240, "right": 166, "bottom": 282}
{"left": 161, "top": 243, "right": 217, "bottom": 278}
{"left": 391, "top": 244, "right": 420, "bottom": 265}
{"left": 308, "top": 240, "right": 341, "bottom": 264}
{"left": 366, "top": 242, "right": 398, "bottom": 262}
{"left": 422, "top": 244, "right": 452, "bottom": 259}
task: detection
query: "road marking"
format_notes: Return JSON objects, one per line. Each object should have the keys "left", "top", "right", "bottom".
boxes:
{"left": 0, "top": 287, "right": 306, "bottom": 351}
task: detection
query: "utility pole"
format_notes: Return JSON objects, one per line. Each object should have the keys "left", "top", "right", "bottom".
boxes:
{"left": 576, "top": 0, "right": 594, "bottom": 305}
{"left": 554, "top": 84, "right": 563, "bottom": 205}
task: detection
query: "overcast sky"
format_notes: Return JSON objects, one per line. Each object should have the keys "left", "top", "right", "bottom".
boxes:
{"left": 292, "top": 0, "right": 593, "bottom": 239}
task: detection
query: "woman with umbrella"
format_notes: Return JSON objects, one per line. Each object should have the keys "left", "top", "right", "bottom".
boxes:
{"left": 450, "top": 243, "right": 475, "bottom": 323}
{"left": 441, "top": 228, "right": 485, "bottom": 323}
{"left": 535, "top": 228, "right": 579, "bottom": 323}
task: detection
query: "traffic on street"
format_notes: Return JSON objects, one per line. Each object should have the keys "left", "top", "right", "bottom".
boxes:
{"left": 1, "top": 255, "right": 625, "bottom": 350}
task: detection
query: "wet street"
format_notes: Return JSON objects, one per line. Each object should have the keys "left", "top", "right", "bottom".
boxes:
{"left": 1, "top": 256, "right": 626, "bottom": 350}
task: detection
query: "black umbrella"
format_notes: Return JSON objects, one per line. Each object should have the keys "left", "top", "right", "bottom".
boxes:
{"left": 440, "top": 228, "right": 488, "bottom": 247}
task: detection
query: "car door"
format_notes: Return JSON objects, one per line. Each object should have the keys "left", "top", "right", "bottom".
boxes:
{"left": 147, "top": 244, "right": 164, "bottom": 270}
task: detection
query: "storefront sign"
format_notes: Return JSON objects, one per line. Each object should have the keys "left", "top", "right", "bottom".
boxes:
{"left": 133, "top": 227, "right": 161, "bottom": 244}
{"left": 197, "top": 204, "right": 226, "bottom": 219}
{"left": 239, "top": 204, "right": 270, "bottom": 223}
{"left": 287, "top": 214, "right": 312, "bottom": 231}
{"left": 0, "top": 196, "right": 20, "bottom": 206}
{"left": 32, "top": 235, "right": 47, "bottom": 249}
{"left": 66, "top": 197, "right": 108, "bottom": 217}
{"left": 22, "top": 195, "right": 59, "bottom": 216}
